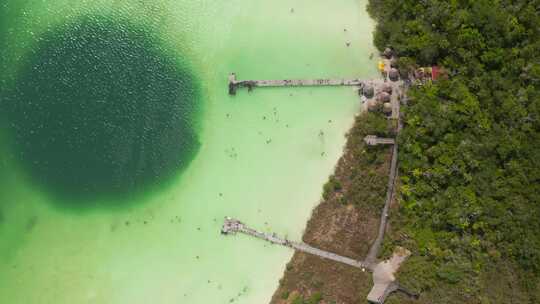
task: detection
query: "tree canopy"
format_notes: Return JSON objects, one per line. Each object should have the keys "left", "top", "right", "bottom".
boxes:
{"left": 368, "top": 0, "right": 540, "bottom": 302}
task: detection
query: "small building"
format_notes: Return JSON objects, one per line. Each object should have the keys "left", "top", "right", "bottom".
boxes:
{"left": 414, "top": 66, "right": 446, "bottom": 81}
{"left": 389, "top": 68, "right": 399, "bottom": 81}
{"left": 382, "top": 102, "right": 393, "bottom": 114}
{"left": 367, "top": 99, "right": 379, "bottom": 112}
{"left": 377, "top": 92, "right": 391, "bottom": 103}
{"left": 383, "top": 47, "right": 393, "bottom": 59}
{"left": 431, "top": 65, "right": 446, "bottom": 80}
{"left": 381, "top": 83, "right": 393, "bottom": 95}
{"left": 362, "top": 85, "right": 375, "bottom": 98}
{"left": 390, "top": 57, "right": 398, "bottom": 68}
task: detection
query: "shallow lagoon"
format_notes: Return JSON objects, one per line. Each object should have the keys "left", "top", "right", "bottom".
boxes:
{"left": 0, "top": 1, "right": 377, "bottom": 303}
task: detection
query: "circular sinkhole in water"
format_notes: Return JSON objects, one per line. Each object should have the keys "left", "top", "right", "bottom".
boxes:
{"left": 4, "top": 16, "right": 201, "bottom": 205}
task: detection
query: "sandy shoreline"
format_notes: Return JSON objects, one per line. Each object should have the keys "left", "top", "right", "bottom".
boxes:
{"left": 269, "top": 110, "right": 395, "bottom": 304}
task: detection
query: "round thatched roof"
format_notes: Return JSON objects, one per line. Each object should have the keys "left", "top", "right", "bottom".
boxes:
{"left": 377, "top": 92, "right": 391, "bottom": 103}
{"left": 383, "top": 48, "right": 393, "bottom": 59}
{"left": 391, "top": 57, "right": 399, "bottom": 68}
{"left": 362, "top": 85, "right": 375, "bottom": 98}
{"left": 383, "top": 102, "right": 392, "bottom": 114}
{"left": 389, "top": 68, "right": 399, "bottom": 81}
{"left": 381, "top": 83, "right": 393, "bottom": 95}
{"left": 367, "top": 99, "right": 379, "bottom": 112}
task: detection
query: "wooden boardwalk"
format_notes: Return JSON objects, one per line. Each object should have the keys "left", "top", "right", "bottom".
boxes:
{"left": 365, "top": 93, "right": 402, "bottom": 265}
{"left": 221, "top": 217, "right": 369, "bottom": 269}
{"left": 364, "top": 135, "right": 395, "bottom": 146}
{"left": 221, "top": 64, "right": 416, "bottom": 303}
{"left": 228, "top": 73, "right": 367, "bottom": 95}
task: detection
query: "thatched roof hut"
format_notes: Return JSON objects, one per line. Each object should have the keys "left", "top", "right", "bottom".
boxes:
{"left": 414, "top": 68, "right": 426, "bottom": 79}
{"left": 367, "top": 99, "right": 379, "bottom": 112}
{"left": 390, "top": 57, "right": 398, "bottom": 68}
{"left": 381, "top": 84, "right": 393, "bottom": 95}
{"left": 377, "top": 92, "right": 391, "bottom": 103}
{"left": 382, "top": 102, "right": 393, "bottom": 114}
{"left": 389, "top": 68, "right": 399, "bottom": 81}
{"left": 383, "top": 48, "right": 393, "bottom": 59}
{"left": 362, "top": 85, "right": 375, "bottom": 98}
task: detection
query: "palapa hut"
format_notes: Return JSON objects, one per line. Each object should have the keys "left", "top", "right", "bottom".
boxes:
{"left": 377, "top": 91, "right": 391, "bottom": 103}
{"left": 381, "top": 83, "right": 393, "bottom": 95}
{"left": 390, "top": 57, "right": 398, "bottom": 68}
{"left": 383, "top": 47, "right": 393, "bottom": 59}
{"left": 389, "top": 68, "right": 399, "bottom": 81}
{"left": 382, "top": 102, "right": 392, "bottom": 114}
{"left": 367, "top": 99, "right": 379, "bottom": 112}
{"left": 414, "top": 68, "right": 425, "bottom": 80}
{"left": 362, "top": 85, "right": 375, "bottom": 98}
{"left": 413, "top": 66, "right": 447, "bottom": 82}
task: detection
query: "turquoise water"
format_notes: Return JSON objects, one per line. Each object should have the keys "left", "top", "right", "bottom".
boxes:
{"left": 0, "top": 1, "right": 377, "bottom": 303}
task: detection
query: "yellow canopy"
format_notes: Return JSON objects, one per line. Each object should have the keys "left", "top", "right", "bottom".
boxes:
{"left": 378, "top": 61, "right": 385, "bottom": 71}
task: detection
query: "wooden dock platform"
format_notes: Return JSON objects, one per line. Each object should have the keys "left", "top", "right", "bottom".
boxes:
{"left": 228, "top": 73, "right": 367, "bottom": 95}
{"left": 221, "top": 217, "right": 369, "bottom": 269}
{"left": 221, "top": 216, "right": 417, "bottom": 303}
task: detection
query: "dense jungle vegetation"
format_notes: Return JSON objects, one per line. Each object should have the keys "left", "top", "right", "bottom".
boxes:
{"left": 368, "top": 0, "right": 540, "bottom": 302}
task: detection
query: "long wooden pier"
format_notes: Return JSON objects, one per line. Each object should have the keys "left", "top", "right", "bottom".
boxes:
{"left": 228, "top": 73, "right": 367, "bottom": 95}
{"left": 221, "top": 217, "right": 370, "bottom": 269}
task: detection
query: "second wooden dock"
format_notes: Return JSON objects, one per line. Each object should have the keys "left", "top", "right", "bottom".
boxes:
{"left": 228, "top": 73, "right": 367, "bottom": 95}
{"left": 221, "top": 217, "right": 370, "bottom": 269}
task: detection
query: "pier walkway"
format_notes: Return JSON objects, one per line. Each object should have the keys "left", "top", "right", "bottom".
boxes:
{"left": 364, "top": 135, "right": 395, "bottom": 146}
{"left": 228, "top": 73, "right": 367, "bottom": 95}
{"left": 221, "top": 217, "right": 369, "bottom": 270}
{"left": 221, "top": 217, "right": 414, "bottom": 303}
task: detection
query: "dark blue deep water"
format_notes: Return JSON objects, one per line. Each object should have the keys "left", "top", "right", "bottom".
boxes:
{"left": 2, "top": 15, "right": 201, "bottom": 206}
